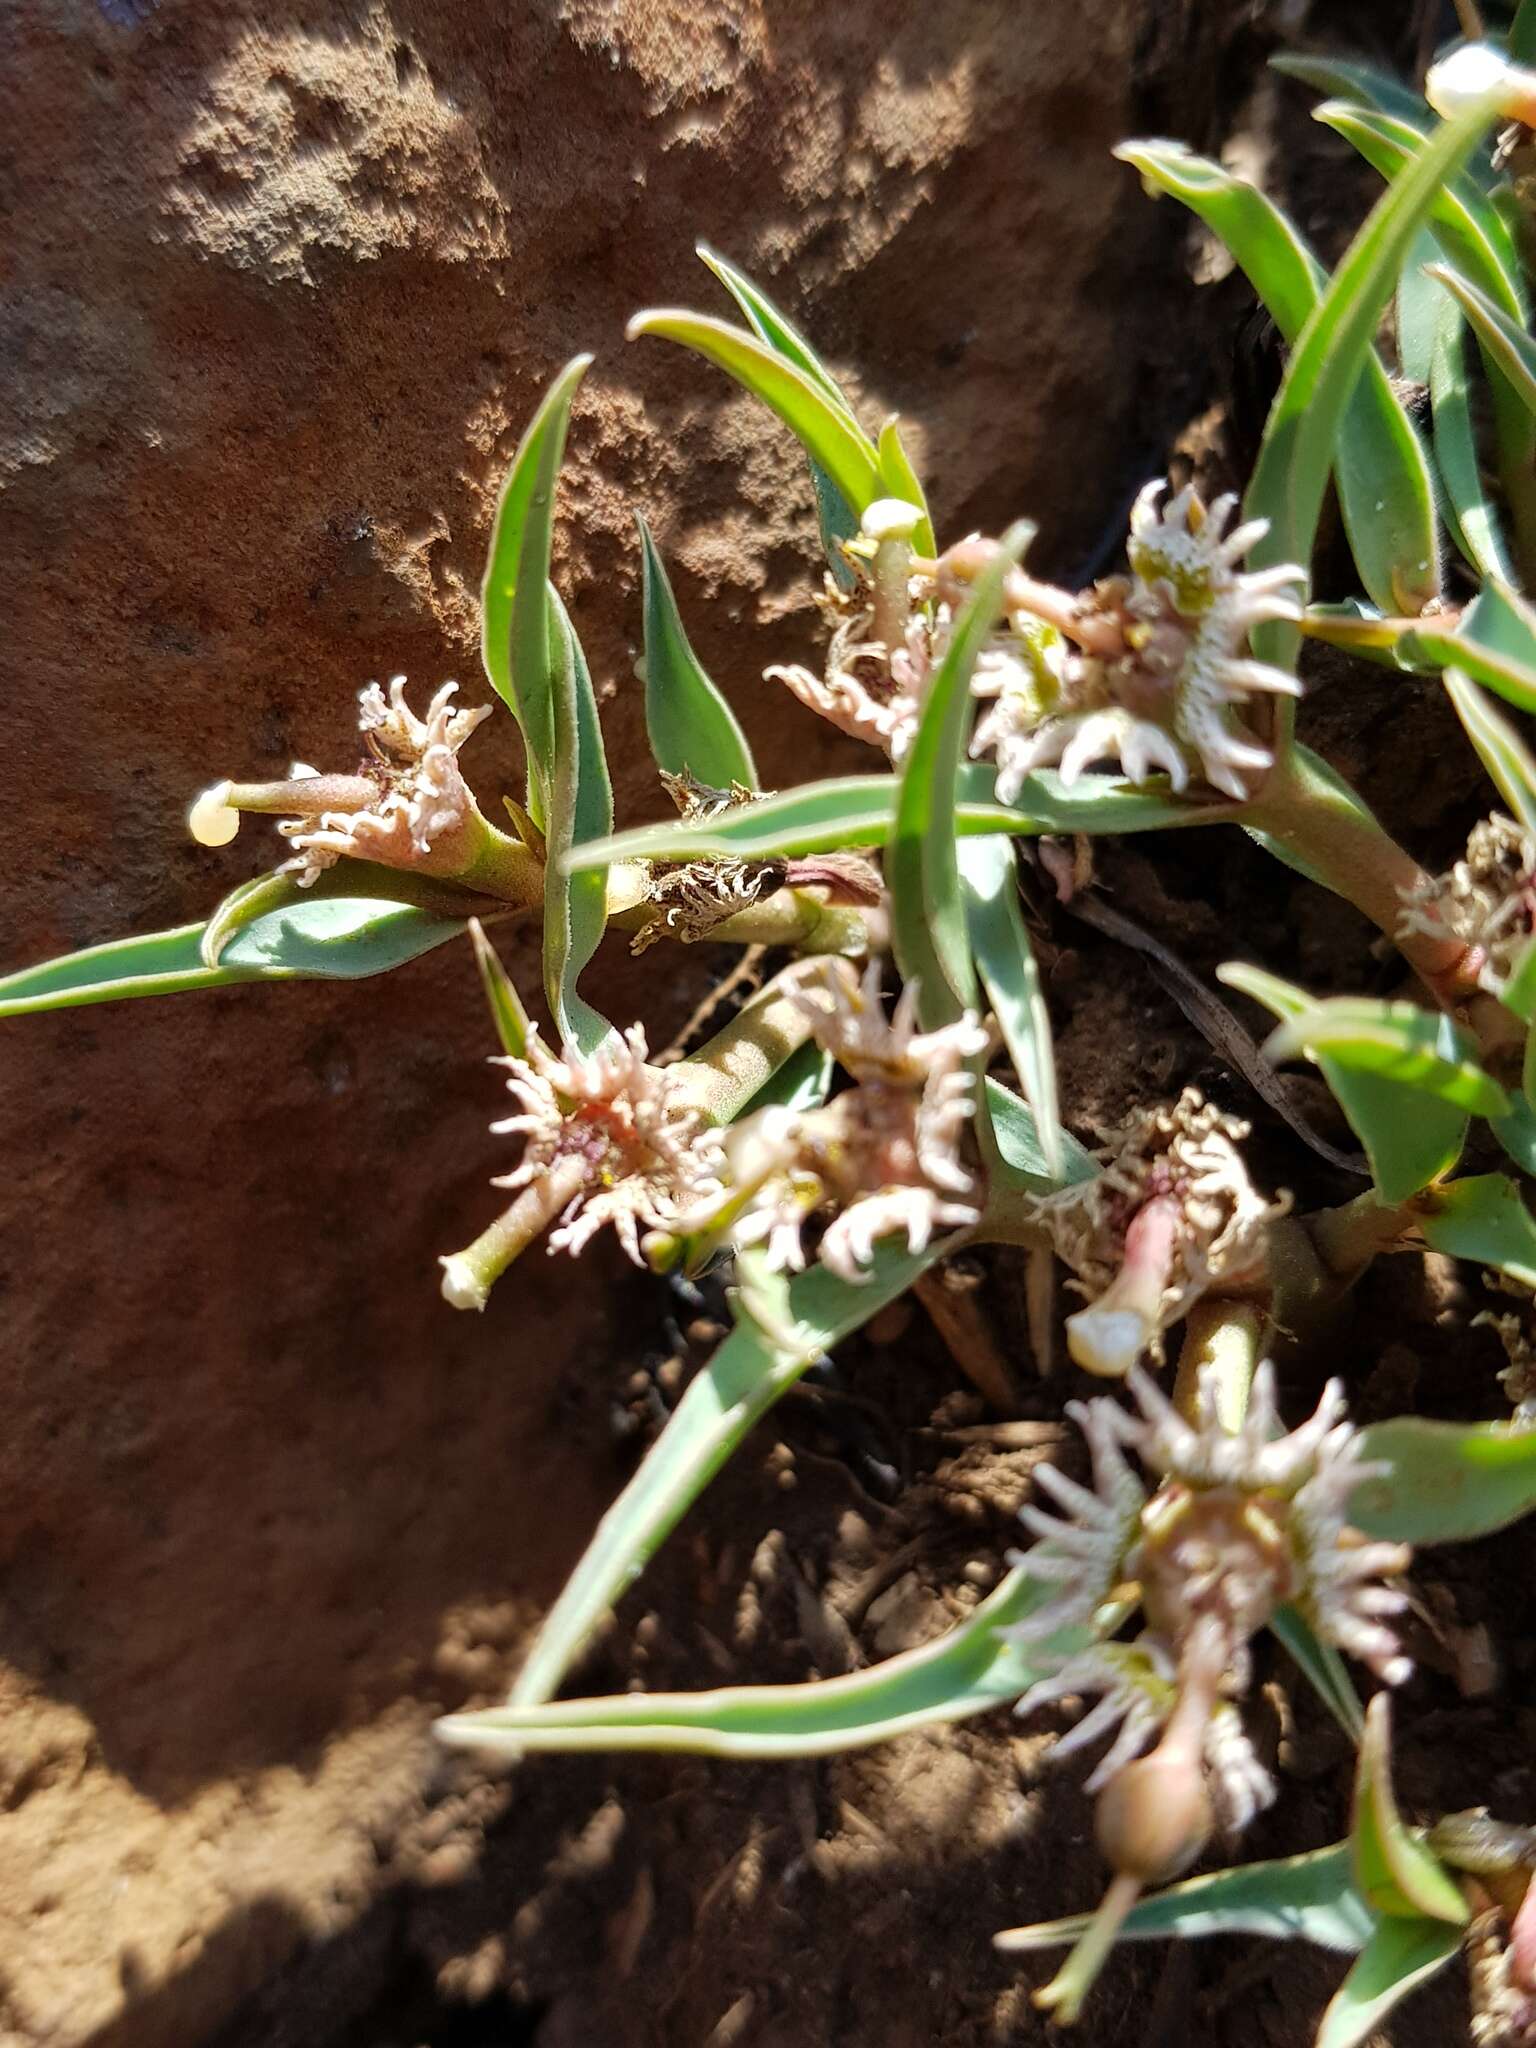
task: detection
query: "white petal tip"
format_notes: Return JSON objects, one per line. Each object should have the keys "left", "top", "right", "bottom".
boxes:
{"left": 188, "top": 781, "right": 240, "bottom": 847}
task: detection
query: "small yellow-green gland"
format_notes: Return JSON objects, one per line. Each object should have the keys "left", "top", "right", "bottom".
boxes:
{"left": 189, "top": 781, "right": 241, "bottom": 848}
{"left": 1094, "top": 1749, "right": 1213, "bottom": 1886}
{"left": 859, "top": 497, "right": 925, "bottom": 544}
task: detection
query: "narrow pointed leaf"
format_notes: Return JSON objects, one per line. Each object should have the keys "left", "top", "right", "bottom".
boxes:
{"left": 637, "top": 514, "right": 757, "bottom": 789}
{"left": 1269, "top": 1604, "right": 1364, "bottom": 1743}
{"left": 1427, "top": 261, "right": 1536, "bottom": 418}
{"left": 1493, "top": 1085, "right": 1536, "bottom": 1174}
{"left": 1217, "top": 963, "right": 1470, "bottom": 1200}
{"left": 1263, "top": 997, "right": 1508, "bottom": 1119}
{"left": 996, "top": 1843, "right": 1374, "bottom": 1956}
{"left": 1407, "top": 583, "right": 1536, "bottom": 713}
{"left": 542, "top": 593, "right": 612, "bottom": 1054}
{"left": 627, "top": 310, "right": 882, "bottom": 518}
{"left": 1429, "top": 284, "right": 1510, "bottom": 580}
{"left": 1419, "top": 1171, "right": 1536, "bottom": 1285}
{"left": 734, "top": 1037, "right": 834, "bottom": 1118}
{"left": 1315, "top": 1916, "right": 1461, "bottom": 2048}
{"left": 1119, "top": 140, "right": 1440, "bottom": 613}
{"left": 875, "top": 418, "right": 937, "bottom": 558}
{"left": 504, "top": 1237, "right": 949, "bottom": 1709}
{"left": 889, "top": 524, "right": 1032, "bottom": 1022}
{"left": 439, "top": 1566, "right": 1060, "bottom": 1758}
{"left": 1352, "top": 1695, "right": 1469, "bottom": 1924}
{"left": 468, "top": 918, "right": 532, "bottom": 1058}
{"left": 480, "top": 356, "right": 593, "bottom": 823}
{"left": 564, "top": 769, "right": 1234, "bottom": 871}
{"left": 983, "top": 1077, "right": 1097, "bottom": 1195}
{"left": 1241, "top": 96, "right": 1502, "bottom": 705}
{"left": 1270, "top": 51, "right": 1435, "bottom": 127}
{"left": 1353, "top": 1412, "right": 1536, "bottom": 1543}
{"left": 1444, "top": 670, "right": 1536, "bottom": 833}
{"left": 961, "top": 837, "right": 1060, "bottom": 1177}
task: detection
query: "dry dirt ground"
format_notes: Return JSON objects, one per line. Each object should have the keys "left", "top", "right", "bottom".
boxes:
{"left": 3, "top": 2, "right": 1519, "bottom": 2046}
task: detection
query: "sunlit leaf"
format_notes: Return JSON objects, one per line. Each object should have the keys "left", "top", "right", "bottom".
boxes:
{"left": 995, "top": 1843, "right": 1374, "bottom": 1956}
{"left": 983, "top": 1077, "right": 1097, "bottom": 1196}
{"left": 1427, "top": 260, "right": 1536, "bottom": 419}
{"left": 564, "top": 768, "right": 1234, "bottom": 870}
{"left": 1242, "top": 96, "right": 1503, "bottom": 711}
{"left": 1118, "top": 140, "right": 1440, "bottom": 613}
{"left": 888, "top": 524, "right": 1032, "bottom": 1022}
{"left": 1419, "top": 1171, "right": 1536, "bottom": 1285}
{"left": 1429, "top": 282, "right": 1512, "bottom": 581}
{"left": 627, "top": 309, "right": 883, "bottom": 518}
{"left": 1352, "top": 1695, "right": 1468, "bottom": 1924}
{"left": 875, "top": 417, "right": 937, "bottom": 558}
{"left": 542, "top": 594, "right": 612, "bottom": 1054}
{"left": 636, "top": 513, "right": 758, "bottom": 790}
{"left": 439, "top": 1566, "right": 1060, "bottom": 1758}
{"left": 1354, "top": 1412, "right": 1536, "bottom": 1544}
{"left": 1314, "top": 1915, "right": 1461, "bottom": 2048}
{"left": 480, "top": 355, "right": 593, "bottom": 825}
{"left": 1217, "top": 962, "right": 1470, "bottom": 1201}
{"left": 1262, "top": 996, "right": 1508, "bottom": 1119}
{"left": 1443, "top": 669, "right": 1536, "bottom": 834}
{"left": 467, "top": 918, "right": 532, "bottom": 1059}
{"left": 960, "top": 838, "right": 1060, "bottom": 1178}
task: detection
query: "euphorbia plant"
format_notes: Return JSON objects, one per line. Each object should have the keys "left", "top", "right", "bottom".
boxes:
{"left": 15, "top": 21, "right": 1536, "bottom": 2048}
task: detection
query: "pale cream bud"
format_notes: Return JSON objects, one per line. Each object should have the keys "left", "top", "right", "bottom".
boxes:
{"left": 188, "top": 781, "right": 241, "bottom": 847}
{"left": 1425, "top": 43, "right": 1532, "bottom": 120}
{"left": 859, "top": 497, "right": 925, "bottom": 543}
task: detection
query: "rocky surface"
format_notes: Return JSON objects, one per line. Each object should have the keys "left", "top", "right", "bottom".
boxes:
{"left": 1, "top": 2, "right": 1231, "bottom": 2041}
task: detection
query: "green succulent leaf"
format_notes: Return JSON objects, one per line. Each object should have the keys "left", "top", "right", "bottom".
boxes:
{"left": 695, "top": 245, "right": 872, "bottom": 582}
{"left": 627, "top": 309, "right": 883, "bottom": 521}
{"left": 1352, "top": 1695, "right": 1469, "bottom": 1924}
{"left": 480, "top": 354, "right": 593, "bottom": 826}
{"left": 1429, "top": 283, "right": 1512, "bottom": 581}
{"left": 995, "top": 1843, "right": 1375, "bottom": 1957}
{"left": 961, "top": 838, "right": 1060, "bottom": 1179}
{"left": 1315, "top": 1916, "right": 1462, "bottom": 2048}
{"left": 1443, "top": 669, "right": 1536, "bottom": 835}
{"left": 0, "top": 876, "right": 487, "bottom": 1019}
{"left": 1407, "top": 580, "right": 1536, "bottom": 714}
{"left": 1118, "top": 140, "right": 1439, "bottom": 614}
{"left": 1268, "top": 1604, "right": 1364, "bottom": 1744}
{"left": 636, "top": 513, "right": 758, "bottom": 791}
{"left": 1354, "top": 1412, "right": 1536, "bottom": 1545}
{"left": 874, "top": 417, "right": 937, "bottom": 558}
{"left": 888, "top": 523, "right": 1032, "bottom": 1023}
{"left": 564, "top": 769, "right": 1234, "bottom": 871}
{"left": 501, "top": 1237, "right": 951, "bottom": 1709}
{"left": 1269, "top": 51, "right": 1435, "bottom": 128}
{"left": 1217, "top": 963, "right": 1470, "bottom": 1201}
{"left": 1427, "top": 260, "right": 1536, "bottom": 420}
{"left": 1262, "top": 996, "right": 1509, "bottom": 1119}
{"left": 1298, "top": 602, "right": 1426, "bottom": 664}
{"left": 1242, "top": 95, "right": 1502, "bottom": 709}
{"left": 542, "top": 593, "right": 613, "bottom": 1055}
{"left": 733, "top": 1036, "right": 834, "bottom": 1118}
{"left": 1419, "top": 1171, "right": 1536, "bottom": 1285}
{"left": 1492, "top": 1085, "right": 1536, "bottom": 1175}
{"left": 439, "top": 1565, "right": 1060, "bottom": 1759}
{"left": 467, "top": 917, "right": 532, "bottom": 1059}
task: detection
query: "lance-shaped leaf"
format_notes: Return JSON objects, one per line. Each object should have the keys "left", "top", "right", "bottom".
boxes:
{"left": 503, "top": 1237, "right": 948, "bottom": 1709}
{"left": 1262, "top": 996, "right": 1509, "bottom": 1119}
{"left": 1217, "top": 963, "right": 1470, "bottom": 1202}
{"left": 636, "top": 514, "right": 757, "bottom": 790}
{"left": 1118, "top": 140, "right": 1439, "bottom": 614}
{"left": 1351, "top": 1695, "right": 1469, "bottom": 1924}
{"left": 874, "top": 418, "right": 936, "bottom": 559}
{"left": 1443, "top": 669, "right": 1536, "bottom": 834}
{"left": 1268, "top": 1604, "right": 1364, "bottom": 1744}
{"left": 1315, "top": 1916, "right": 1463, "bottom": 2048}
{"left": 888, "top": 523, "right": 1032, "bottom": 1024}
{"left": 1270, "top": 51, "right": 1436, "bottom": 128}
{"left": 627, "top": 309, "right": 883, "bottom": 518}
{"left": 695, "top": 245, "right": 875, "bottom": 580}
{"left": 961, "top": 838, "right": 1060, "bottom": 1179}
{"left": 734, "top": 1037, "right": 834, "bottom": 1118}
{"left": 565, "top": 769, "right": 1235, "bottom": 871}
{"left": 995, "top": 1843, "right": 1375, "bottom": 1957}
{"left": 480, "top": 355, "right": 593, "bottom": 823}
{"left": 467, "top": 918, "right": 532, "bottom": 1059}
{"left": 1352, "top": 1411, "right": 1536, "bottom": 1544}
{"left": 1493, "top": 1087, "right": 1536, "bottom": 1176}
{"left": 1419, "top": 1171, "right": 1536, "bottom": 1286}
{"left": 542, "top": 593, "right": 613, "bottom": 1054}
{"left": 439, "top": 1566, "right": 1058, "bottom": 1758}
{"left": 0, "top": 876, "right": 491, "bottom": 1020}
{"left": 1316, "top": 103, "right": 1536, "bottom": 572}
{"left": 1241, "top": 96, "right": 1502, "bottom": 709}
{"left": 1427, "top": 261, "right": 1536, "bottom": 420}
{"left": 1407, "top": 585, "right": 1536, "bottom": 714}
{"left": 1430, "top": 282, "right": 1512, "bottom": 581}
{"left": 983, "top": 1077, "right": 1097, "bottom": 1196}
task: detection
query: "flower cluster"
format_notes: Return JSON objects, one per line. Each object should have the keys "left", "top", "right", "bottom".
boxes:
{"left": 1399, "top": 814, "right": 1536, "bottom": 998}
{"left": 492, "top": 1024, "right": 725, "bottom": 1264}
{"left": 692, "top": 961, "right": 990, "bottom": 1282}
{"left": 1025, "top": 1088, "right": 1285, "bottom": 1376}
{"left": 970, "top": 485, "right": 1305, "bottom": 802}
{"left": 1004, "top": 1363, "right": 1411, "bottom": 1846}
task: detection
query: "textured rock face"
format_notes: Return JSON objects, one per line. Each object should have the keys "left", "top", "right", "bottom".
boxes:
{"left": 0, "top": 3, "right": 1222, "bottom": 2041}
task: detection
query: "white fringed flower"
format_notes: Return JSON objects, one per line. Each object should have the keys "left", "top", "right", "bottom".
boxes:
{"left": 1399, "top": 814, "right": 1536, "bottom": 997}
{"left": 768, "top": 597, "right": 937, "bottom": 761}
{"left": 971, "top": 484, "right": 1305, "bottom": 802}
{"left": 493, "top": 1024, "right": 725, "bottom": 1264}
{"left": 1002, "top": 1360, "right": 1408, "bottom": 1832}
{"left": 280, "top": 677, "right": 493, "bottom": 885}
{"left": 689, "top": 962, "right": 989, "bottom": 1282}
